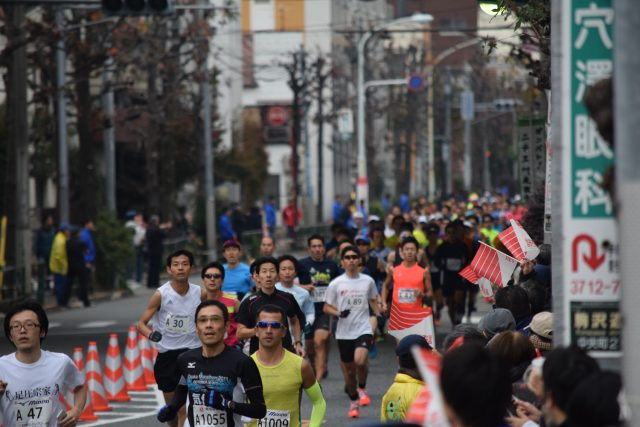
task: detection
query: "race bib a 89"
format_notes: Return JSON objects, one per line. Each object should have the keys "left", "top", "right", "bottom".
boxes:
{"left": 193, "top": 405, "right": 227, "bottom": 426}
{"left": 345, "top": 295, "right": 366, "bottom": 309}
{"left": 165, "top": 314, "right": 190, "bottom": 334}
{"left": 258, "top": 409, "right": 290, "bottom": 427}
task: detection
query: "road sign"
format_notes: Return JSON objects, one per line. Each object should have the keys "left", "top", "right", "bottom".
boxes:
{"left": 560, "top": 0, "right": 617, "bottom": 357}
{"left": 337, "top": 108, "right": 354, "bottom": 134}
{"left": 460, "top": 90, "right": 474, "bottom": 120}
{"left": 407, "top": 74, "right": 425, "bottom": 92}
{"left": 266, "top": 105, "right": 289, "bottom": 126}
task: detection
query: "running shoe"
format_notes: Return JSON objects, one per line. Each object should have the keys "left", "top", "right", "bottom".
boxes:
{"left": 358, "top": 387, "right": 371, "bottom": 406}
{"left": 348, "top": 400, "right": 360, "bottom": 418}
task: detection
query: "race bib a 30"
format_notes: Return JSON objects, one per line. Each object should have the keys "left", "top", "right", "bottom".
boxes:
{"left": 165, "top": 314, "right": 190, "bottom": 334}
{"left": 193, "top": 405, "right": 227, "bottom": 426}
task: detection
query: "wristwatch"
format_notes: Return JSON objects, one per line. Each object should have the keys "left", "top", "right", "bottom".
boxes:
{"left": 227, "top": 400, "right": 235, "bottom": 412}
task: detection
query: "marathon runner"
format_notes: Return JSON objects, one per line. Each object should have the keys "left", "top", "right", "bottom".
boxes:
{"left": 201, "top": 261, "right": 241, "bottom": 348}
{"left": 156, "top": 300, "right": 266, "bottom": 426}
{"left": 324, "top": 245, "right": 380, "bottom": 418}
{"left": 0, "top": 301, "right": 86, "bottom": 427}
{"left": 221, "top": 240, "right": 253, "bottom": 301}
{"left": 275, "top": 255, "right": 315, "bottom": 345}
{"left": 248, "top": 305, "right": 326, "bottom": 427}
{"left": 137, "top": 249, "right": 201, "bottom": 427}
{"left": 298, "top": 234, "right": 340, "bottom": 381}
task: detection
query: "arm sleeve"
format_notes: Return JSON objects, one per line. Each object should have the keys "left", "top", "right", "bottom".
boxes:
{"left": 170, "top": 384, "right": 188, "bottom": 408}
{"left": 234, "top": 357, "right": 266, "bottom": 419}
{"left": 302, "top": 293, "right": 315, "bottom": 326}
{"left": 288, "top": 294, "right": 306, "bottom": 327}
{"left": 303, "top": 382, "right": 326, "bottom": 427}
{"left": 235, "top": 299, "right": 251, "bottom": 327}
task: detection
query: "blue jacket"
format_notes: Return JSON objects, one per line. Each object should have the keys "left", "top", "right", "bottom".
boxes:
{"left": 219, "top": 214, "right": 236, "bottom": 240}
{"left": 80, "top": 228, "right": 96, "bottom": 264}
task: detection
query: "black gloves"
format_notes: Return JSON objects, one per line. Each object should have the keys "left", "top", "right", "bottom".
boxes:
{"left": 149, "top": 331, "right": 162, "bottom": 343}
{"left": 157, "top": 405, "right": 177, "bottom": 422}
{"left": 203, "top": 389, "right": 230, "bottom": 411}
{"left": 339, "top": 309, "right": 351, "bottom": 318}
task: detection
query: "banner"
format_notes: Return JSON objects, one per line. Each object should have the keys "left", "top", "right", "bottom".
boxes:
{"left": 410, "top": 347, "right": 450, "bottom": 427}
{"left": 388, "top": 304, "right": 435, "bottom": 348}
{"left": 458, "top": 242, "right": 518, "bottom": 287}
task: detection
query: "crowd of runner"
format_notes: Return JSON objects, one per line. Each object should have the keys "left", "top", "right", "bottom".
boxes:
{"left": 0, "top": 193, "right": 626, "bottom": 426}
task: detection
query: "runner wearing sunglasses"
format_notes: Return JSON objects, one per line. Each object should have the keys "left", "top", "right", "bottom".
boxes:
{"left": 201, "top": 261, "right": 241, "bottom": 348}
{"left": 324, "top": 246, "right": 381, "bottom": 418}
{"left": 247, "top": 305, "right": 326, "bottom": 427}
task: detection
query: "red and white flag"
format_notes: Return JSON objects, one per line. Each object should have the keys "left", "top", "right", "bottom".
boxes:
{"left": 459, "top": 242, "right": 518, "bottom": 287}
{"left": 498, "top": 219, "right": 540, "bottom": 261}
{"left": 388, "top": 305, "right": 435, "bottom": 348}
{"left": 408, "top": 347, "right": 450, "bottom": 427}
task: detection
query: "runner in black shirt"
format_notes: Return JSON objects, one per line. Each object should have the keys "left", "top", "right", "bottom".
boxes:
{"left": 157, "top": 300, "right": 266, "bottom": 426}
{"left": 435, "top": 222, "right": 470, "bottom": 326}
{"left": 297, "top": 234, "right": 340, "bottom": 381}
{"left": 236, "top": 257, "right": 306, "bottom": 355}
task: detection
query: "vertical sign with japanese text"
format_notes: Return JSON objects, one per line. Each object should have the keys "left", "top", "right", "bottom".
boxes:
{"left": 561, "top": 0, "right": 619, "bottom": 356}
{"left": 518, "top": 118, "right": 546, "bottom": 201}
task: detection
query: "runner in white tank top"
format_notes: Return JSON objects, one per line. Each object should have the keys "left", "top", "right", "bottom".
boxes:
{"left": 137, "top": 249, "right": 201, "bottom": 427}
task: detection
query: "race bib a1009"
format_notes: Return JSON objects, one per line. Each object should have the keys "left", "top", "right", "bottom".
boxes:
{"left": 14, "top": 396, "right": 53, "bottom": 427}
{"left": 193, "top": 405, "right": 227, "bottom": 426}
{"left": 258, "top": 409, "right": 291, "bottom": 427}
{"left": 165, "top": 314, "right": 190, "bottom": 334}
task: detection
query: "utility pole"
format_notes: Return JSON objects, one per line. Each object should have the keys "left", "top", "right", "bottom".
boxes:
{"left": 443, "top": 68, "right": 453, "bottom": 196}
{"left": 314, "top": 55, "right": 328, "bottom": 223}
{"left": 55, "top": 7, "right": 70, "bottom": 224}
{"left": 616, "top": 0, "right": 640, "bottom": 420}
{"left": 7, "top": 3, "right": 32, "bottom": 293}
{"left": 102, "top": 27, "right": 116, "bottom": 213}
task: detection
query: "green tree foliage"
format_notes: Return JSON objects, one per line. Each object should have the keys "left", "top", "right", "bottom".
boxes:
{"left": 95, "top": 209, "right": 133, "bottom": 290}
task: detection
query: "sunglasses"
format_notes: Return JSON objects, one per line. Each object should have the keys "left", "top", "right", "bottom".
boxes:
{"left": 343, "top": 255, "right": 360, "bottom": 261}
{"left": 204, "top": 273, "right": 223, "bottom": 280}
{"left": 256, "top": 321, "right": 285, "bottom": 329}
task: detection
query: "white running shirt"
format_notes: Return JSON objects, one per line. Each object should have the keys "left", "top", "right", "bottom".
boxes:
{"left": 0, "top": 351, "right": 83, "bottom": 427}
{"left": 325, "top": 273, "right": 378, "bottom": 340}
{"left": 152, "top": 281, "right": 202, "bottom": 352}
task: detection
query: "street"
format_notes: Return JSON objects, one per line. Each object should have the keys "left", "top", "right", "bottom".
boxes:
{"left": 0, "top": 284, "right": 488, "bottom": 426}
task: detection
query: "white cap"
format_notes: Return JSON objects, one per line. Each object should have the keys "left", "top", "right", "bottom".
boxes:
{"left": 353, "top": 211, "right": 364, "bottom": 219}
{"left": 418, "top": 215, "right": 428, "bottom": 223}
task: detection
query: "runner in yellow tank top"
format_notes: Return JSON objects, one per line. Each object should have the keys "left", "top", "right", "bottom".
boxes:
{"left": 249, "top": 305, "right": 326, "bottom": 427}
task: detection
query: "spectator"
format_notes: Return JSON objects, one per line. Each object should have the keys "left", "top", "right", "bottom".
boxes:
{"left": 440, "top": 344, "right": 512, "bottom": 427}
{"left": 566, "top": 371, "right": 625, "bottom": 427}
{"left": 218, "top": 206, "right": 236, "bottom": 241}
{"left": 146, "top": 215, "right": 170, "bottom": 289}
{"left": 519, "top": 278, "right": 547, "bottom": 316}
{"left": 487, "top": 330, "right": 536, "bottom": 384}
{"left": 443, "top": 324, "right": 488, "bottom": 352}
{"left": 35, "top": 213, "right": 55, "bottom": 278}
{"left": 494, "top": 285, "right": 533, "bottom": 334}
{"left": 65, "top": 226, "right": 91, "bottom": 308}
{"left": 333, "top": 195, "right": 343, "bottom": 223}
{"left": 49, "top": 223, "right": 70, "bottom": 307}
{"left": 125, "top": 211, "right": 146, "bottom": 285}
{"left": 80, "top": 219, "right": 96, "bottom": 269}
{"left": 380, "top": 335, "right": 431, "bottom": 422}
{"left": 264, "top": 196, "right": 277, "bottom": 237}
{"left": 282, "top": 199, "right": 301, "bottom": 240}
{"left": 528, "top": 311, "right": 553, "bottom": 356}
{"left": 477, "top": 308, "right": 516, "bottom": 340}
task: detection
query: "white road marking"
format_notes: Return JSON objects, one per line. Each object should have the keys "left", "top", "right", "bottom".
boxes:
{"left": 82, "top": 385, "right": 165, "bottom": 426}
{"left": 49, "top": 322, "right": 62, "bottom": 329}
{"left": 77, "top": 321, "right": 117, "bottom": 329}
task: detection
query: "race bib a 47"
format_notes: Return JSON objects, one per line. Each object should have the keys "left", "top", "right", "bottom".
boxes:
{"left": 14, "top": 396, "right": 53, "bottom": 427}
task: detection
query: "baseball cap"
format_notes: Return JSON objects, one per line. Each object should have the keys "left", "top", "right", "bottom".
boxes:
{"left": 477, "top": 308, "right": 516, "bottom": 339}
{"left": 395, "top": 334, "right": 432, "bottom": 356}
{"left": 222, "top": 239, "right": 241, "bottom": 249}
{"left": 355, "top": 236, "right": 370, "bottom": 245}
{"left": 418, "top": 215, "right": 428, "bottom": 224}
{"left": 353, "top": 211, "right": 364, "bottom": 219}
{"left": 368, "top": 214, "right": 380, "bottom": 222}
{"left": 529, "top": 311, "right": 553, "bottom": 339}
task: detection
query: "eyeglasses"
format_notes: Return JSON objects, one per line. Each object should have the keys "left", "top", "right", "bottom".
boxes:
{"left": 9, "top": 321, "right": 40, "bottom": 332}
{"left": 197, "top": 315, "right": 224, "bottom": 324}
{"left": 203, "top": 273, "right": 223, "bottom": 280}
{"left": 342, "top": 255, "right": 359, "bottom": 261}
{"left": 256, "top": 321, "right": 285, "bottom": 329}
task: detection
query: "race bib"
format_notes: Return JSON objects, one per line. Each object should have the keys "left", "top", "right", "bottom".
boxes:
{"left": 14, "top": 396, "right": 53, "bottom": 427}
{"left": 398, "top": 288, "right": 417, "bottom": 304}
{"left": 193, "top": 405, "right": 227, "bottom": 426}
{"left": 345, "top": 295, "right": 366, "bottom": 309}
{"left": 445, "top": 258, "right": 462, "bottom": 271}
{"left": 258, "top": 409, "right": 290, "bottom": 427}
{"left": 312, "top": 287, "right": 327, "bottom": 303}
{"left": 165, "top": 314, "right": 190, "bottom": 334}
{"left": 430, "top": 264, "right": 439, "bottom": 273}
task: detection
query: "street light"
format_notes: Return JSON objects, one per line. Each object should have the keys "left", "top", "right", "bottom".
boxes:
{"left": 356, "top": 12, "right": 433, "bottom": 210}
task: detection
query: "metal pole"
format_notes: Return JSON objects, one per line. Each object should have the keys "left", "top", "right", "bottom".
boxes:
{"left": 201, "top": 12, "right": 217, "bottom": 261}
{"left": 463, "top": 116, "right": 471, "bottom": 192}
{"left": 427, "top": 73, "right": 435, "bottom": 199}
{"left": 102, "top": 30, "right": 116, "bottom": 212}
{"left": 55, "top": 7, "right": 69, "bottom": 224}
{"left": 356, "top": 31, "right": 370, "bottom": 211}
{"left": 616, "top": 0, "right": 640, "bottom": 419}
{"left": 443, "top": 69, "right": 452, "bottom": 196}
{"left": 316, "top": 56, "right": 325, "bottom": 223}
{"left": 482, "top": 123, "right": 490, "bottom": 192}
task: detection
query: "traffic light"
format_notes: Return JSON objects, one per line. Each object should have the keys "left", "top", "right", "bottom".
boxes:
{"left": 102, "top": 0, "right": 174, "bottom": 16}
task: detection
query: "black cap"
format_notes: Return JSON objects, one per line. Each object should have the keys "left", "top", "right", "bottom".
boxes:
{"left": 395, "top": 334, "right": 432, "bottom": 356}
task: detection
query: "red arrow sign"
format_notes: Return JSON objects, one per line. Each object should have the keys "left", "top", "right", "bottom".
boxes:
{"left": 572, "top": 234, "right": 606, "bottom": 272}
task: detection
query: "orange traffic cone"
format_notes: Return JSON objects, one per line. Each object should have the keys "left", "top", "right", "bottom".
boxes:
{"left": 86, "top": 341, "right": 113, "bottom": 412}
{"left": 73, "top": 347, "right": 99, "bottom": 422}
{"left": 124, "top": 326, "right": 148, "bottom": 391}
{"left": 138, "top": 334, "right": 156, "bottom": 385}
{"left": 104, "top": 334, "right": 131, "bottom": 401}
